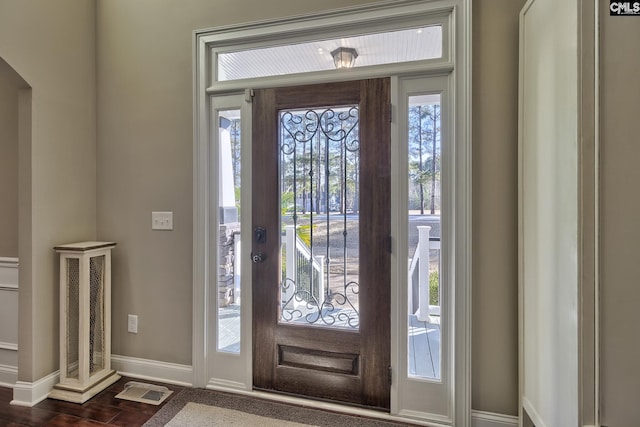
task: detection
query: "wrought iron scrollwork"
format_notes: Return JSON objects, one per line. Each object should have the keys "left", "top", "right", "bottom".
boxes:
{"left": 281, "top": 278, "right": 359, "bottom": 329}
{"left": 280, "top": 107, "right": 359, "bottom": 154}
{"left": 279, "top": 105, "right": 360, "bottom": 330}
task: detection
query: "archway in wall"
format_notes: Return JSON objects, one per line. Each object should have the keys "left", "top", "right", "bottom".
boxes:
{"left": 0, "top": 56, "right": 31, "bottom": 389}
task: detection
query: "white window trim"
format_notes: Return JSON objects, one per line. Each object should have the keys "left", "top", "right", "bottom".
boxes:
{"left": 193, "top": 0, "right": 471, "bottom": 425}
{"left": 205, "top": 94, "right": 253, "bottom": 393}
{"left": 392, "top": 74, "right": 454, "bottom": 422}
{"left": 199, "top": 1, "right": 453, "bottom": 94}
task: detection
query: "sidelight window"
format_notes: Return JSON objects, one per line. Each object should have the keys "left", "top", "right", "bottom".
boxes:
{"left": 217, "top": 109, "right": 242, "bottom": 354}
{"left": 407, "top": 94, "right": 442, "bottom": 380}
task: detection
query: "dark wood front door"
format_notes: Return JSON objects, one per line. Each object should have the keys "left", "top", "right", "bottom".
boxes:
{"left": 252, "top": 79, "right": 391, "bottom": 410}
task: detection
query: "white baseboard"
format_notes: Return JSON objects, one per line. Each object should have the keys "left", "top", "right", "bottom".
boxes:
{"left": 206, "top": 377, "right": 250, "bottom": 393}
{"left": 472, "top": 410, "right": 519, "bottom": 427}
{"left": 0, "top": 363, "right": 17, "bottom": 388}
{"left": 7, "top": 355, "right": 192, "bottom": 406}
{"left": 522, "top": 397, "right": 548, "bottom": 427}
{"left": 111, "top": 354, "right": 193, "bottom": 387}
{"left": 10, "top": 370, "right": 59, "bottom": 407}
{"left": 396, "top": 409, "right": 452, "bottom": 426}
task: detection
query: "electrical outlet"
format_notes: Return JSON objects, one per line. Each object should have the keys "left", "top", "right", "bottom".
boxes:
{"left": 152, "top": 211, "right": 173, "bottom": 230}
{"left": 128, "top": 314, "right": 138, "bottom": 333}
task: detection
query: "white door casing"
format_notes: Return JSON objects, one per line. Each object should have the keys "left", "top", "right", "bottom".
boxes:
{"left": 194, "top": 1, "right": 471, "bottom": 424}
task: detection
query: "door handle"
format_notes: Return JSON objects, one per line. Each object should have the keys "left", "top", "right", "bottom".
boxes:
{"left": 251, "top": 252, "right": 266, "bottom": 263}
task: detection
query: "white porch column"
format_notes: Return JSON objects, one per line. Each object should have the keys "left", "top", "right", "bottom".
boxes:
{"left": 218, "top": 116, "right": 238, "bottom": 223}
{"left": 284, "top": 225, "right": 296, "bottom": 308}
{"left": 416, "top": 226, "right": 431, "bottom": 322}
{"left": 315, "top": 255, "right": 325, "bottom": 302}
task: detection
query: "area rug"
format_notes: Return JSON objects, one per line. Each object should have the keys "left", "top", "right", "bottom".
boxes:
{"left": 165, "top": 402, "right": 314, "bottom": 426}
{"left": 143, "top": 387, "right": 414, "bottom": 426}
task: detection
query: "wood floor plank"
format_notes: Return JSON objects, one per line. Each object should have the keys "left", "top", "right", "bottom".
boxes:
{"left": 0, "top": 389, "right": 13, "bottom": 402}
{"left": 0, "top": 421, "right": 30, "bottom": 427}
{"left": 426, "top": 323, "right": 441, "bottom": 377}
{"left": 35, "top": 399, "right": 120, "bottom": 423}
{"left": 44, "top": 414, "right": 119, "bottom": 427}
{"left": 107, "top": 409, "right": 154, "bottom": 427}
{"left": 408, "top": 315, "right": 435, "bottom": 378}
{"left": 0, "top": 402, "right": 59, "bottom": 426}
{"left": 412, "top": 321, "right": 434, "bottom": 378}
{"left": 0, "top": 377, "right": 182, "bottom": 427}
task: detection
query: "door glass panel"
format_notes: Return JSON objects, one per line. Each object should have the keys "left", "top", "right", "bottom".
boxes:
{"left": 279, "top": 105, "right": 360, "bottom": 330}
{"left": 217, "top": 109, "right": 242, "bottom": 353}
{"left": 407, "top": 94, "right": 441, "bottom": 380}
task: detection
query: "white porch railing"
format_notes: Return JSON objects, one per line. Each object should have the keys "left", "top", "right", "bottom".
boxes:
{"left": 233, "top": 231, "right": 241, "bottom": 304}
{"left": 408, "top": 226, "right": 441, "bottom": 322}
{"left": 283, "top": 225, "right": 325, "bottom": 307}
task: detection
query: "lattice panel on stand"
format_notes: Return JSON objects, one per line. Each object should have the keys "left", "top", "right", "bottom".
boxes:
{"left": 89, "top": 255, "right": 105, "bottom": 373}
{"left": 66, "top": 258, "right": 80, "bottom": 380}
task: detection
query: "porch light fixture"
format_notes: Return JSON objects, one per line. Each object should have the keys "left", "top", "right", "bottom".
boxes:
{"left": 331, "top": 47, "right": 358, "bottom": 69}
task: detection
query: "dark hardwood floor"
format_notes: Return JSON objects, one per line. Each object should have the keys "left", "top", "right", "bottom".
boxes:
{"left": 0, "top": 377, "right": 184, "bottom": 427}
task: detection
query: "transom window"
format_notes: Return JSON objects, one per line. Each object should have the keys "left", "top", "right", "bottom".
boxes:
{"left": 217, "top": 25, "right": 442, "bottom": 81}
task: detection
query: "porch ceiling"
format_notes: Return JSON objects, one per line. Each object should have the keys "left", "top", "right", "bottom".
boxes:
{"left": 218, "top": 25, "right": 442, "bottom": 81}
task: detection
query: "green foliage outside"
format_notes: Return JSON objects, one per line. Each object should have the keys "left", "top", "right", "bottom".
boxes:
{"left": 280, "top": 192, "right": 314, "bottom": 282}
{"left": 429, "top": 270, "right": 439, "bottom": 305}
{"left": 408, "top": 103, "right": 441, "bottom": 213}
{"left": 281, "top": 191, "right": 295, "bottom": 216}
{"left": 281, "top": 191, "right": 313, "bottom": 246}
{"left": 234, "top": 187, "right": 241, "bottom": 216}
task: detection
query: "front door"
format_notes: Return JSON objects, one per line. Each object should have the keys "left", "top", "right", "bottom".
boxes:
{"left": 252, "top": 79, "right": 391, "bottom": 409}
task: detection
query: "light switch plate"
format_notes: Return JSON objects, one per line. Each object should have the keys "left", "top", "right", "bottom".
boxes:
{"left": 152, "top": 211, "right": 173, "bottom": 230}
{"left": 128, "top": 314, "right": 138, "bottom": 333}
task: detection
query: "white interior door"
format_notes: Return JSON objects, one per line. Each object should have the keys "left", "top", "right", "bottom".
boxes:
{"left": 519, "top": 0, "right": 579, "bottom": 426}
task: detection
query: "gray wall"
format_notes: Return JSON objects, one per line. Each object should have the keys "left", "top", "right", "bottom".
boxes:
{"left": 0, "top": 0, "right": 523, "bottom": 415}
{"left": 95, "top": 0, "right": 521, "bottom": 416}
{"left": 599, "top": 5, "right": 640, "bottom": 426}
{"left": 7, "top": 1, "right": 639, "bottom": 421}
{"left": 0, "top": 67, "right": 19, "bottom": 257}
{"left": 95, "top": 0, "right": 381, "bottom": 373}
{"left": 472, "top": 0, "right": 524, "bottom": 416}
{"left": 0, "top": 0, "right": 97, "bottom": 381}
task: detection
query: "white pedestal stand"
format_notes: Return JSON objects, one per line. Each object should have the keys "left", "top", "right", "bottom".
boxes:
{"left": 49, "top": 242, "right": 120, "bottom": 403}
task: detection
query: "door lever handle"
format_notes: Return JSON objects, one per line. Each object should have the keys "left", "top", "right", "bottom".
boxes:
{"left": 251, "top": 252, "right": 266, "bottom": 263}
